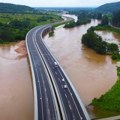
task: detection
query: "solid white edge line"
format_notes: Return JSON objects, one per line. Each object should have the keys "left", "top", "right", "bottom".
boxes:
{"left": 33, "top": 28, "right": 61, "bottom": 120}
{"left": 26, "top": 28, "right": 38, "bottom": 120}
{"left": 41, "top": 26, "right": 90, "bottom": 120}
{"left": 34, "top": 27, "right": 67, "bottom": 120}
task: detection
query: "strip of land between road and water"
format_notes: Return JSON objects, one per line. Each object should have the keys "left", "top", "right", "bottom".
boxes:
{"left": 26, "top": 16, "right": 90, "bottom": 120}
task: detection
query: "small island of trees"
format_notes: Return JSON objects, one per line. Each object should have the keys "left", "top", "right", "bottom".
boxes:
{"left": 81, "top": 27, "right": 119, "bottom": 58}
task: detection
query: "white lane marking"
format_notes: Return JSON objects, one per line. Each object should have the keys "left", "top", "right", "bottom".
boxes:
{"left": 55, "top": 72, "right": 58, "bottom": 75}
{"left": 65, "top": 94, "right": 67, "bottom": 98}
{"left": 32, "top": 29, "right": 50, "bottom": 120}
{"left": 57, "top": 68, "right": 83, "bottom": 119}
{"left": 35, "top": 68, "right": 44, "bottom": 120}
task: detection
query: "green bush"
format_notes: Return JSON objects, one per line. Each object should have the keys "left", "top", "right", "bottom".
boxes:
{"left": 81, "top": 27, "right": 119, "bottom": 55}
{"left": 112, "top": 54, "right": 120, "bottom": 61}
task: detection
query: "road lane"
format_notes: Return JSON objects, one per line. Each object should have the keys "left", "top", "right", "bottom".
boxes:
{"left": 33, "top": 25, "right": 90, "bottom": 120}
{"left": 26, "top": 27, "right": 61, "bottom": 120}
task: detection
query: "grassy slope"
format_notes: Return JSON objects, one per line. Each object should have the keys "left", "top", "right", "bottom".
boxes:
{"left": 92, "top": 25, "right": 120, "bottom": 112}
{"left": 92, "top": 78, "right": 120, "bottom": 112}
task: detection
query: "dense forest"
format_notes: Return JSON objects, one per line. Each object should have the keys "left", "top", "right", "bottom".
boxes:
{"left": 0, "top": 3, "right": 63, "bottom": 43}
{"left": 112, "top": 11, "right": 120, "bottom": 27}
{"left": 82, "top": 27, "right": 119, "bottom": 55}
{"left": 0, "top": 19, "right": 32, "bottom": 43}
{"left": 96, "top": 1, "right": 120, "bottom": 13}
{"left": 0, "top": 3, "right": 35, "bottom": 13}
{"left": 64, "top": 10, "right": 101, "bottom": 28}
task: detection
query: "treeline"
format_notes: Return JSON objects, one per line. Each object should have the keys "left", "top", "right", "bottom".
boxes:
{"left": 64, "top": 10, "right": 102, "bottom": 28}
{"left": 0, "top": 13, "right": 61, "bottom": 43}
{"left": 82, "top": 27, "right": 119, "bottom": 55}
{"left": 64, "top": 18, "right": 91, "bottom": 28}
{"left": 0, "top": 3, "right": 35, "bottom": 13}
{"left": 112, "top": 11, "right": 120, "bottom": 27}
{"left": 96, "top": 1, "right": 120, "bottom": 13}
{"left": 0, "top": 19, "right": 33, "bottom": 43}
{"left": 68, "top": 9, "right": 102, "bottom": 20}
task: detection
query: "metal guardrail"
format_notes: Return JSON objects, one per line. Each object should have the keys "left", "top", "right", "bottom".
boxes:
{"left": 26, "top": 28, "right": 38, "bottom": 120}
{"left": 34, "top": 26, "right": 67, "bottom": 120}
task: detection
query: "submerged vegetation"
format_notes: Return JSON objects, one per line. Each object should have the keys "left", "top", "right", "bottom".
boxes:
{"left": 64, "top": 18, "right": 91, "bottom": 28}
{"left": 92, "top": 66, "right": 120, "bottom": 112}
{"left": 81, "top": 27, "right": 119, "bottom": 55}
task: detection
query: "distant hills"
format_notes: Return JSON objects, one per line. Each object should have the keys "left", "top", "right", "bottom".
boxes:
{"left": 96, "top": 1, "right": 120, "bottom": 13}
{"left": 0, "top": 3, "right": 35, "bottom": 13}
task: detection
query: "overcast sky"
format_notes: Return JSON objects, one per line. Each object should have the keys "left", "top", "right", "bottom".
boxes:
{"left": 0, "top": 0, "right": 119, "bottom": 7}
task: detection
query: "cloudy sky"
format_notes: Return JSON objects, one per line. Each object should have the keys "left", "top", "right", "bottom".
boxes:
{"left": 0, "top": 0, "right": 119, "bottom": 7}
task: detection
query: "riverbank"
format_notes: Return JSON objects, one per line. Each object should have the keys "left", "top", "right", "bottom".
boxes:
{"left": 89, "top": 25, "right": 120, "bottom": 116}
{"left": 44, "top": 19, "right": 118, "bottom": 119}
{"left": 92, "top": 76, "right": 120, "bottom": 116}
{"left": 15, "top": 41, "right": 28, "bottom": 59}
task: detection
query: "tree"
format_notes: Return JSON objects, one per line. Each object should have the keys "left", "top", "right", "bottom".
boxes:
{"left": 97, "top": 13, "right": 102, "bottom": 20}
{"left": 0, "top": 29, "right": 14, "bottom": 42}
{"left": 101, "top": 15, "right": 109, "bottom": 26}
{"left": 64, "top": 21, "right": 76, "bottom": 28}
{"left": 81, "top": 27, "right": 119, "bottom": 55}
{"left": 108, "top": 43, "right": 119, "bottom": 54}
{"left": 10, "top": 19, "right": 22, "bottom": 28}
{"left": 112, "top": 11, "right": 120, "bottom": 27}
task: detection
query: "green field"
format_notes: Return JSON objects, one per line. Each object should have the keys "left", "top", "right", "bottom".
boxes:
{"left": 0, "top": 13, "right": 61, "bottom": 24}
{"left": 0, "top": 12, "right": 62, "bottom": 44}
{"left": 92, "top": 69, "right": 120, "bottom": 112}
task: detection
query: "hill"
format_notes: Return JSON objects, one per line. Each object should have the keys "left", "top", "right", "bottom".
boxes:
{"left": 96, "top": 1, "right": 120, "bottom": 13}
{"left": 0, "top": 3, "right": 35, "bottom": 13}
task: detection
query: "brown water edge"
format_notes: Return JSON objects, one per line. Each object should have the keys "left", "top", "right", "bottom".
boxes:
{"left": 44, "top": 19, "right": 119, "bottom": 118}
{"left": 0, "top": 42, "right": 33, "bottom": 120}
{"left": 87, "top": 106, "right": 120, "bottom": 119}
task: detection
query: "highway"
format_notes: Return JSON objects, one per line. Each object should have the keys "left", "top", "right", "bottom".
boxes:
{"left": 26, "top": 25, "right": 90, "bottom": 120}
{"left": 26, "top": 26, "right": 61, "bottom": 120}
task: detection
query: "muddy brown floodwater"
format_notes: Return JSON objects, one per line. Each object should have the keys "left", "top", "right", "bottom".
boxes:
{"left": 0, "top": 42, "right": 33, "bottom": 120}
{"left": 44, "top": 20, "right": 120, "bottom": 118}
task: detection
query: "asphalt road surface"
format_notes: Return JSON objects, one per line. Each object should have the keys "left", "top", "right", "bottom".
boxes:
{"left": 26, "top": 25, "right": 90, "bottom": 120}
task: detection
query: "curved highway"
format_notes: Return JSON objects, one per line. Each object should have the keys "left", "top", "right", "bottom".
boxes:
{"left": 26, "top": 26, "right": 61, "bottom": 120}
{"left": 26, "top": 25, "right": 90, "bottom": 120}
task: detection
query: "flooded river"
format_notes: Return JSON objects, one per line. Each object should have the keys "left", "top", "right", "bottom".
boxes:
{"left": 1, "top": 18, "right": 120, "bottom": 119}
{"left": 0, "top": 43, "right": 33, "bottom": 120}
{"left": 44, "top": 20, "right": 120, "bottom": 118}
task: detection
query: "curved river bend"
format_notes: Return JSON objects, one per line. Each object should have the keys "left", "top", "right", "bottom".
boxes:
{"left": 0, "top": 18, "right": 120, "bottom": 119}
{"left": 44, "top": 19, "right": 119, "bottom": 118}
